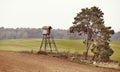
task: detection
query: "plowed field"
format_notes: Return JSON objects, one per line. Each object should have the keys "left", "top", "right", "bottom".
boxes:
{"left": 0, "top": 51, "right": 119, "bottom": 72}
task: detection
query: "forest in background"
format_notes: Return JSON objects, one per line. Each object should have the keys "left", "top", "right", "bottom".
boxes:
{"left": 0, "top": 27, "right": 120, "bottom": 41}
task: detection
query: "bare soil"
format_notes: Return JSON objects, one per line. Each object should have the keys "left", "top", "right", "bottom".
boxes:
{"left": 0, "top": 50, "right": 119, "bottom": 72}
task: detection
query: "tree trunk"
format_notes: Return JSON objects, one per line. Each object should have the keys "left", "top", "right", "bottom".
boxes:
{"left": 83, "top": 32, "right": 92, "bottom": 60}
{"left": 82, "top": 34, "right": 90, "bottom": 60}
{"left": 83, "top": 42, "right": 90, "bottom": 60}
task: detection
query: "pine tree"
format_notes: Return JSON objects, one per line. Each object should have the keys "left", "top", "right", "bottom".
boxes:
{"left": 70, "top": 6, "right": 114, "bottom": 61}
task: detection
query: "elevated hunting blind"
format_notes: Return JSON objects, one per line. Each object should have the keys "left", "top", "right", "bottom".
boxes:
{"left": 42, "top": 26, "right": 52, "bottom": 35}
{"left": 39, "top": 26, "right": 58, "bottom": 53}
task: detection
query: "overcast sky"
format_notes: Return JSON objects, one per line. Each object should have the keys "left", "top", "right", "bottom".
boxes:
{"left": 0, "top": 0, "right": 120, "bottom": 32}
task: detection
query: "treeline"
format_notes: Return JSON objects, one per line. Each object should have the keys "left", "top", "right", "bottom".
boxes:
{"left": 0, "top": 27, "right": 41, "bottom": 39}
{"left": 0, "top": 27, "right": 70, "bottom": 40}
{"left": 111, "top": 32, "right": 120, "bottom": 41}
{"left": 0, "top": 27, "right": 119, "bottom": 41}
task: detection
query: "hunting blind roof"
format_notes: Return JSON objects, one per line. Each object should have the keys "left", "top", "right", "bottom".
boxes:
{"left": 42, "top": 26, "right": 52, "bottom": 30}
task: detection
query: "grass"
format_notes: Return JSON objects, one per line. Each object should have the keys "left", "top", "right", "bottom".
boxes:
{"left": 56, "top": 39, "right": 85, "bottom": 53}
{"left": 110, "top": 41, "right": 120, "bottom": 63}
{"left": 0, "top": 38, "right": 120, "bottom": 63}
{"left": 0, "top": 39, "right": 40, "bottom": 51}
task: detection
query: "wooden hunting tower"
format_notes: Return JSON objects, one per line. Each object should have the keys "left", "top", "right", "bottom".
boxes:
{"left": 39, "top": 26, "right": 58, "bottom": 53}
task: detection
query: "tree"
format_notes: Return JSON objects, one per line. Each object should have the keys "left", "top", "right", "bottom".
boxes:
{"left": 91, "top": 27, "right": 114, "bottom": 62}
{"left": 70, "top": 6, "right": 114, "bottom": 61}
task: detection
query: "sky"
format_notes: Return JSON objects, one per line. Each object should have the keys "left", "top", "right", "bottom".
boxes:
{"left": 0, "top": 0, "right": 120, "bottom": 32}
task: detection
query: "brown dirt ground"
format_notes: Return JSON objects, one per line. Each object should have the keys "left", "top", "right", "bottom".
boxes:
{"left": 0, "top": 50, "right": 120, "bottom": 72}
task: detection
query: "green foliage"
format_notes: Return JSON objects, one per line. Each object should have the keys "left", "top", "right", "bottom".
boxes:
{"left": 91, "top": 41, "right": 114, "bottom": 62}
{"left": 70, "top": 6, "right": 115, "bottom": 61}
